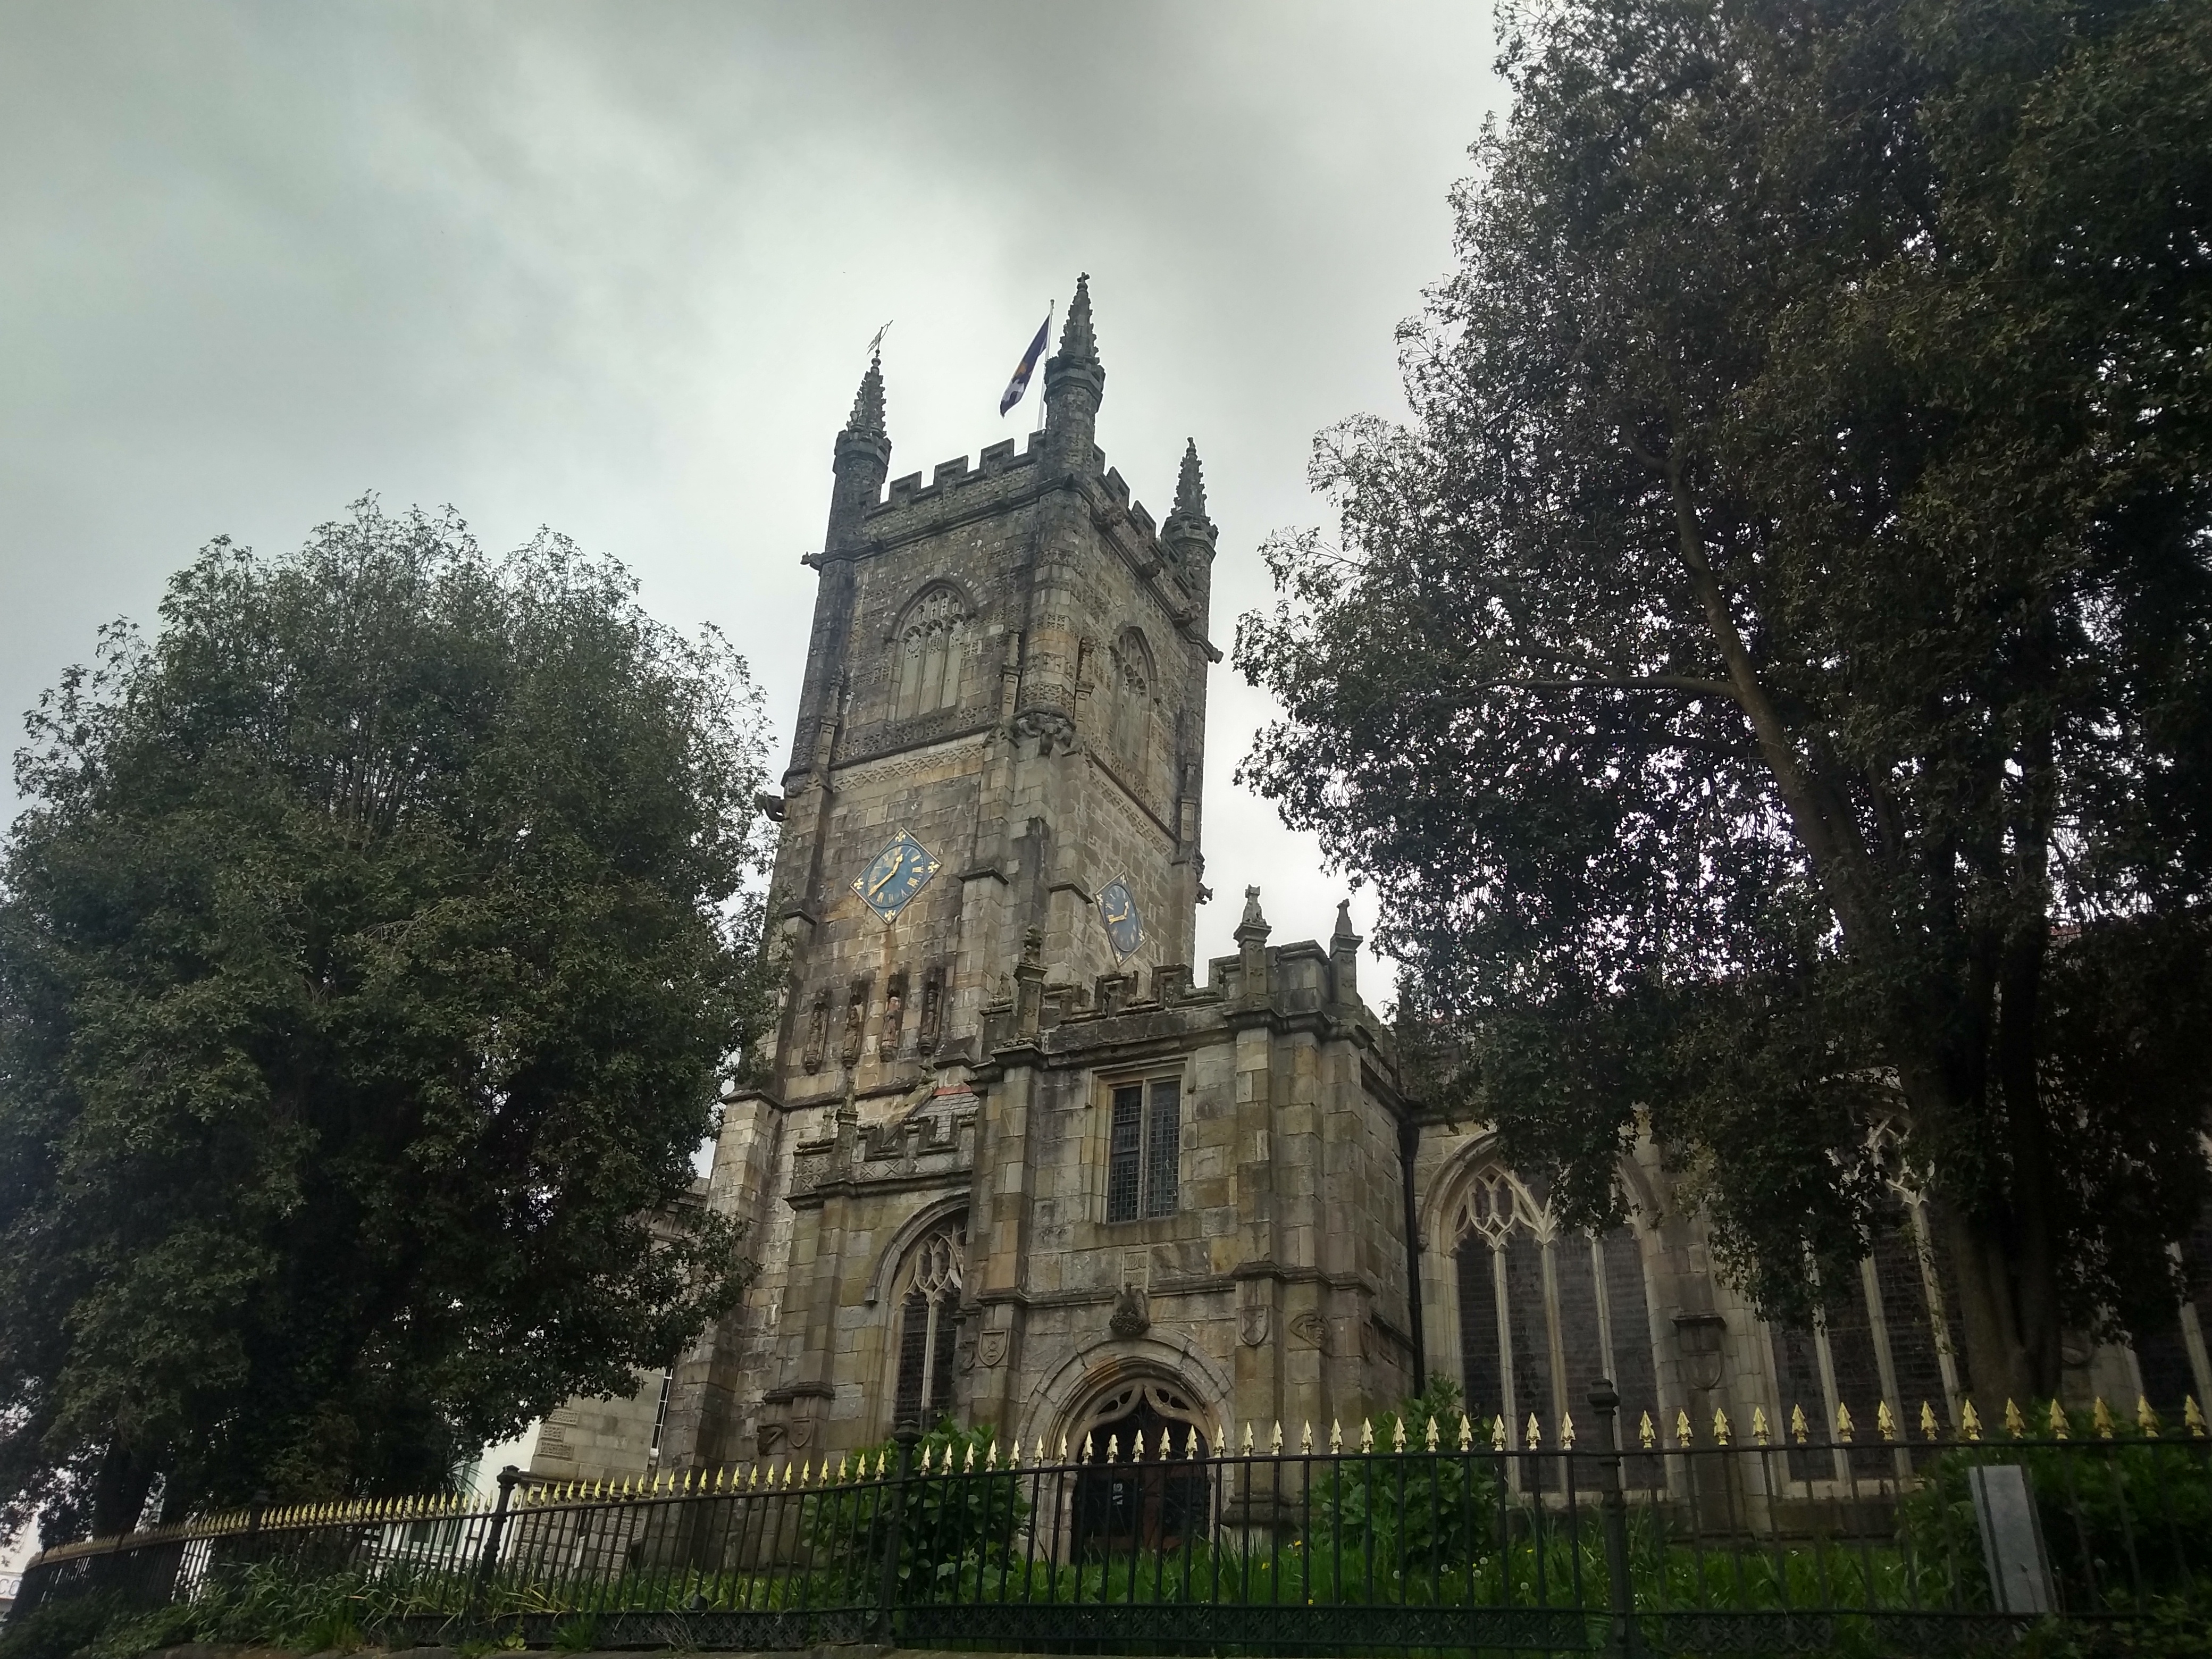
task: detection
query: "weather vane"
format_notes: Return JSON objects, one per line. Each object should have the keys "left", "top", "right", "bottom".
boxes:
{"left": 867, "top": 320, "right": 893, "bottom": 358}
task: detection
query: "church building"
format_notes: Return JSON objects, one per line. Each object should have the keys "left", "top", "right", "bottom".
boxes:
{"left": 518, "top": 279, "right": 2212, "bottom": 1493}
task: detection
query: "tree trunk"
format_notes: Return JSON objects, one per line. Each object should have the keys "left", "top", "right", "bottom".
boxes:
{"left": 89, "top": 1436, "right": 161, "bottom": 1539}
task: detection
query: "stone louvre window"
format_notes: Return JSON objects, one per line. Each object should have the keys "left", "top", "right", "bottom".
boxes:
{"left": 1105, "top": 1076, "right": 1182, "bottom": 1222}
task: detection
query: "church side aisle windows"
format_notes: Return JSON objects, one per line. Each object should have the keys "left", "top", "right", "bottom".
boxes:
{"left": 1449, "top": 1164, "right": 1659, "bottom": 1458}
{"left": 892, "top": 1220, "right": 965, "bottom": 1429}
{"left": 894, "top": 587, "right": 968, "bottom": 721}
{"left": 1106, "top": 1077, "right": 1181, "bottom": 1222}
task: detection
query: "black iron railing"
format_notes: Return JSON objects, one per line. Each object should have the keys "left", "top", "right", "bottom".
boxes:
{"left": 12, "top": 1383, "right": 2211, "bottom": 1655}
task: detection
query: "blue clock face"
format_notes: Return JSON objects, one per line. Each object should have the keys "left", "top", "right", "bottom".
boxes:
{"left": 1097, "top": 878, "right": 1142, "bottom": 960}
{"left": 854, "top": 831, "right": 941, "bottom": 922}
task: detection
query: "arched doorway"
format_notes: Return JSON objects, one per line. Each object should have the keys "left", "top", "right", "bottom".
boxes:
{"left": 1068, "top": 1377, "right": 1210, "bottom": 1559}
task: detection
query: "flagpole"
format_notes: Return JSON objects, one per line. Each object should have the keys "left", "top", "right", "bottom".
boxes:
{"left": 1033, "top": 299, "right": 1052, "bottom": 434}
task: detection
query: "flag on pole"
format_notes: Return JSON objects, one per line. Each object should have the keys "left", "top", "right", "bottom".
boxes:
{"left": 999, "top": 311, "right": 1052, "bottom": 416}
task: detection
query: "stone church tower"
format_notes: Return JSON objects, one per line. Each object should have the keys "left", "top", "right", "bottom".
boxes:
{"left": 512, "top": 281, "right": 2212, "bottom": 1498}
{"left": 655, "top": 279, "right": 1424, "bottom": 1471}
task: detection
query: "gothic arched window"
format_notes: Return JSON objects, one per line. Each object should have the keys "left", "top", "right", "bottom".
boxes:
{"left": 892, "top": 1218, "right": 965, "bottom": 1429}
{"left": 1449, "top": 1164, "right": 1658, "bottom": 1459}
{"left": 894, "top": 587, "right": 968, "bottom": 721}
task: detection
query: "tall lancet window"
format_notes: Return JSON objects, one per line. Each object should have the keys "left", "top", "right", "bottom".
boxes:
{"left": 894, "top": 587, "right": 968, "bottom": 720}
{"left": 892, "top": 1218, "right": 965, "bottom": 1429}
{"left": 1449, "top": 1162, "right": 1658, "bottom": 1471}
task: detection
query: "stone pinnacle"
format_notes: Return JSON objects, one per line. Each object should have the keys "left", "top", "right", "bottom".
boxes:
{"left": 846, "top": 355, "right": 886, "bottom": 436}
{"left": 1058, "top": 273, "right": 1097, "bottom": 363}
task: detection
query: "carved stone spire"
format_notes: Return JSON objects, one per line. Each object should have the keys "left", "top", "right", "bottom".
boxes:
{"left": 845, "top": 354, "right": 886, "bottom": 437}
{"left": 1044, "top": 274, "right": 1105, "bottom": 474}
{"left": 825, "top": 354, "right": 892, "bottom": 554}
{"left": 1174, "top": 438, "right": 1206, "bottom": 520}
{"left": 1163, "top": 437, "right": 1218, "bottom": 616}
{"left": 1058, "top": 272, "right": 1098, "bottom": 364}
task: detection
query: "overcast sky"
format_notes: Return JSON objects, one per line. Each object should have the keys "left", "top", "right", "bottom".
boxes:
{"left": 0, "top": 0, "right": 1503, "bottom": 995}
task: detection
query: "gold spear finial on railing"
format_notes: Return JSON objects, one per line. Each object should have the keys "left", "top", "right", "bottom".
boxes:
{"left": 1921, "top": 1402, "right": 1940, "bottom": 1440}
{"left": 1790, "top": 1404, "right": 1809, "bottom": 1445}
{"left": 783, "top": 1460, "right": 796, "bottom": 1488}
{"left": 1187, "top": 1426, "right": 1202, "bottom": 1458}
{"left": 1962, "top": 1400, "right": 1983, "bottom": 1440}
{"left": 1391, "top": 1418, "right": 1405, "bottom": 1453}
{"left": 1561, "top": 1412, "right": 1577, "bottom": 1449}
{"left": 1273, "top": 1421, "right": 1285, "bottom": 1454}
{"left": 1876, "top": 1401, "right": 1896, "bottom": 1442}
{"left": 965, "top": 1441, "right": 978, "bottom": 1470}
{"left": 1301, "top": 1421, "right": 1313, "bottom": 1454}
{"left": 1056, "top": 1434, "right": 1067, "bottom": 1463}
{"left": 1107, "top": 1434, "right": 1120, "bottom": 1464}
{"left": 2048, "top": 1400, "right": 2070, "bottom": 1440}
{"left": 1526, "top": 1413, "right": 1543, "bottom": 1450}
{"left": 1836, "top": 1403, "right": 1855, "bottom": 1443}
{"left": 1675, "top": 1409, "right": 1693, "bottom": 1447}
{"left": 1710, "top": 1408, "right": 1728, "bottom": 1447}
{"left": 1495, "top": 1415, "right": 1510, "bottom": 1452}
{"left": 745, "top": 1464, "right": 757, "bottom": 1489}
{"left": 1640, "top": 1411, "right": 1657, "bottom": 1450}
{"left": 1331, "top": 1419, "right": 1344, "bottom": 1453}
{"left": 1459, "top": 1414, "right": 1473, "bottom": 1451}
{"left": 985, "top": 1440, "right": 998, "bottom": 1470}
{"left": 2185, "top": 1396, "right": 2207, "bottom": 1437}
{"left": 2004, "top": 1398, "right": 2026, "bottom": 1437}
{"left": 1752, "top": 1406, "right": 1770, "bottom": 1445}
{"left": 2092, "top": 1398, "right": 2115, "bottom": 1440}
{"left": 1361, "top": 1418, "right": 1375, "bottom": 1452}
{"left": 1426, "top": 1415, "right": 1440, "bottom": 1451}
{"left": 1244, "top": 1422, "right": 1256, "bottom": 1455}
{"left": 1082, "top": 1431, "right": 1095, "bottom": 1463}
{"left": 2138, "top": 1397, "right": 2161, "bottom": 1437}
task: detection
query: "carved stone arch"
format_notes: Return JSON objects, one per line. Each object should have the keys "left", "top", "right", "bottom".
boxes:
{"left": 1015, "top": 1336, "right": 1235, "bottom": 1460}
{"left": 886, "top": 576, "right": 981, "bottom": 639}
{"left": 865, "top": 1193, "right": 971, "bottom": 1306}
{"left": 889, "top": 581, "right": 974, "bottom": 720}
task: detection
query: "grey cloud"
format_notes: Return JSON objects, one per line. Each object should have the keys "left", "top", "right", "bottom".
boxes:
{"left": 0, "top": 0, "right": 1504, "bottom": 1000}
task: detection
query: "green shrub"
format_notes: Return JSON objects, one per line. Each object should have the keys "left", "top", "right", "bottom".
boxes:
{"left": 1309, "top": 1378, "right": 1504, "bottom": 1579}
{"left": 806, "top": 1418, "right": 1027, "bottom": 1599}
{"left": 1896, "top": 1408, "right": 2212, "bottom": 1610}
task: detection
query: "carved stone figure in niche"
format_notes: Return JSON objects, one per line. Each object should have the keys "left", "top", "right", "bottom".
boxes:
{"left": 918, "top": 968, "right": 943, "bottom": 1052}
{"left": 882, "top": 971, "right": 907, "bottom": 1058}
{"left": 801, "top": 991, "right": 828, "bottom": 1074}
{"left": 840, "top": 982, "right": 867, "bottom": 1069}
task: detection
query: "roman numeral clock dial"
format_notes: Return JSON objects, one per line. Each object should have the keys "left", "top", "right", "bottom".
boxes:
{"left": 854, "top": 830, "right": 941, "bottom": 923}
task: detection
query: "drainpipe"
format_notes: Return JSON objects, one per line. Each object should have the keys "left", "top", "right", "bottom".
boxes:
{"left": 1400, "top": 1116, "right": 1427, "bottom": 1393}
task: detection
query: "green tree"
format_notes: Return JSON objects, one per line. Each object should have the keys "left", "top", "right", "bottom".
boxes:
{"left": 0, "top": 500, "right": 773, "bottom": 1539}
{"left": 1237, "top": 0, "right": 2212, "bottom": 1405}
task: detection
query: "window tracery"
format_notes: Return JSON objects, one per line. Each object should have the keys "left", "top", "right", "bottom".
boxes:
{"left": 894, "top": 587, "right": 969, "bottom": 720}
{"left": 1448, "top": 1161, "right": 1657, "bottom": 1465}
{"left": 892, "top": 1218, "right": 966, "bottom": 1429}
